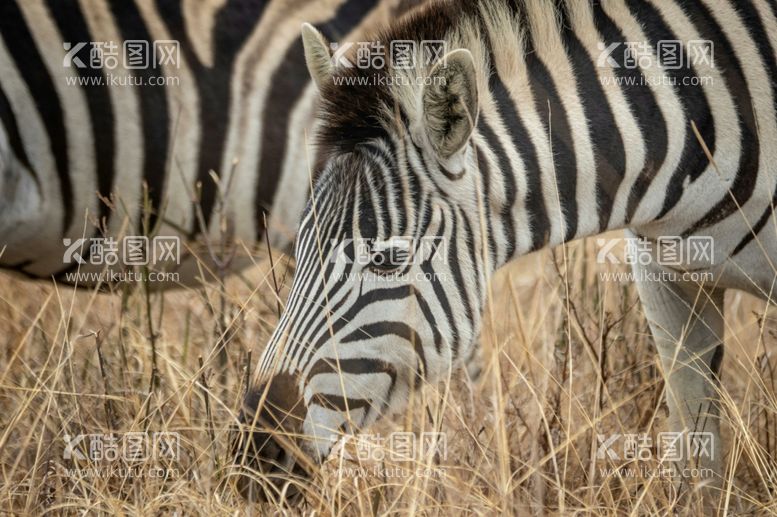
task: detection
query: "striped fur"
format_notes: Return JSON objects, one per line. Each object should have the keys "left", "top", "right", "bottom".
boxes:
{"left": 241, "top": 0, "right": 777, "bottom": 501}
{"left": 0, "top": 0, "right": 423, "bottom": 285}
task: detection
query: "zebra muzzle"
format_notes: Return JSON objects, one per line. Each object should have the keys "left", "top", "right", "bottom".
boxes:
{"left": 231, "top": 372, "right": 313, "bottom": 502}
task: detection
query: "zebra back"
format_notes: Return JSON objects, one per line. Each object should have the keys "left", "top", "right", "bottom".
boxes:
{"left": 0, "top": 0, "right": 425, "bottom": 286}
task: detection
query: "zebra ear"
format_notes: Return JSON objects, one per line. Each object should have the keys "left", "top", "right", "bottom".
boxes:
{"left": 421, "top": 49, "right": 479, "bottom": 161}
{"left": 301, "top": 22, "right": 333, "bottom": 90}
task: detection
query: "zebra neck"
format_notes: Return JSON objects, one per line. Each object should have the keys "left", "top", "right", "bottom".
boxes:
{"left": 465, "top": 0, "right": 687, "bottom": 269}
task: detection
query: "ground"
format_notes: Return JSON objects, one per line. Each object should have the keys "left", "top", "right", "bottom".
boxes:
{"left": 1, "top": 234, "right": 775, "bottom": 515}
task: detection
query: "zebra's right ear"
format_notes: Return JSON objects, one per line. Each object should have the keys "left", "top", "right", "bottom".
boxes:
{"left": 301, "top": 23, "right": 333, "bottom": 90}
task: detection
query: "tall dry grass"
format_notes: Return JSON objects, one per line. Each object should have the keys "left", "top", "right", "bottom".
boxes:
{"left": 1, "top": 236, "right": 775, "bottom": 515}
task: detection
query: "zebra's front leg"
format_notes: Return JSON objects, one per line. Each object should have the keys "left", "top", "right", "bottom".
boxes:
{"left": 631, "top": 255, "right": 725, "bottom": 506}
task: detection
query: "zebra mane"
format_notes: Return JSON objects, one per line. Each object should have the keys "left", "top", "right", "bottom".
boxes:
{"left": 313, "top": 0, "right": 540, "bottom": 162}
{"left": 315, "top": 67, "right": 394, "bottom": 159}
{"left": 314, "top": 0, "right": 473, "bottom": 157}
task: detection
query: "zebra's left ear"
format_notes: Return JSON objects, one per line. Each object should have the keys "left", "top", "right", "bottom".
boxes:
{"left": 301, "top": 22, "right": 333, "bottom": 90}
{"left": 420, "top": 49, "right": 479, "bottom": 162}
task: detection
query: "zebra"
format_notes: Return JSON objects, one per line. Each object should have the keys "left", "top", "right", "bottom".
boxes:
{"left": 237, "top": 0, "right": 777, "bottom": 506}
{"left": 0, "top": 0, "right": 423, "bottom": 287}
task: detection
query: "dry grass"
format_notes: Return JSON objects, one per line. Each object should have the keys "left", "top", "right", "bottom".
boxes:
{"left": 1, "top": 236, "right": 776, "bottom": 515}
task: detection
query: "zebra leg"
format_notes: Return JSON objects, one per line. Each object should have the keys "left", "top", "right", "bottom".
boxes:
{"left": 631, "top": 257, "right": 725, "bottom": 504}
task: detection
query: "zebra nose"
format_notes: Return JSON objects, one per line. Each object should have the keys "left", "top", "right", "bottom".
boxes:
{"left": 232, "top": 372, "right": 310, "bottom": 501}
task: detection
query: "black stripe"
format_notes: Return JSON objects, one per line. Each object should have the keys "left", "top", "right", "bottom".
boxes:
{"left": 255, "top": 0, "right": 379, "bottom": 240}
{"left": 419, "top": 260, "right": 456, "bottom": 361}
{"left": 524, "top": 35, "right": 578, "bottom": 241}
{"left": 448, "top": 211, "right": 473, "bottom": 327}
{"left": 357, "top": 168, "right": 380, "bottom": 238}
{"left": 366, "top": 140, "right": 408, "bottom": 235}
{"left": 626, "top": 0, "right": 715, "bottom": 220}
{"left": 488, "top": 71, "right": 549, "bottom": 250}
{"left": 341, "top": 321, "right": 428, "bottom": 380}
{"left": 417, "top": 211, "right": 452, "bottom": 356}
{"left": 47, "top": 0, "right": 115, "bottom": 262}
{"left": 158, "top": 0, "right": 269, "bottom": 238}
{"left": 459, "top": 208, "right": 483, "bottom": 312}
{"left": 410, "top": 139, "right": 447, "bottom": 197}
{"left": 404, "top": 140, "right": 424, "bottom": 229}
{"left": 318, "top": 0, "right": 378, "bottom": 41}
{"left": 307, "top": 357, "right": 397, "bottom": 411}
{"left": 254, "top": 37, "right": 309, "bottom": 238}
{"left": 561, "top": 23, "right": 625, "bottom": 231}
{"left": 438, "top": 162, "right": 465, "bottom": 180}
{"left": 730, "top": 0, "right": 777, "bottom": 256}
{"left": 110, "top": 1, "right": 170, "bottom": 233}
{"left": 681, "top": 0, "right": 762, "bottom": 235}
{"left": 363, "top": 149, "right": 392, "bottom": 236}
{"left": 592, "top": 1, "right": 667, "bottom": 225}
{"left": 479, "top": 118, "right": 517, "bottom": 258}
{"left": 0, "top": 1, "right": 73, "bottom": 233}
{"left": 307, "top": 285, "right": 414, "bottom": 364}
{"left": 307, "top": 357, "right": 397, "bottom": 387}
{"left": 414, "top": 192, "right": 434, "bottom": 245}
{"left": 710, "top": 344, "right": 724, "bottom": 383}
{"left": 731, "top": 185, "right": 776, "bottom": 256}
{"left": 474, "top": 142, "right": 497, "bottom": 267}
{"left": 310, "top": 393, "right": 371, "bottom": 412}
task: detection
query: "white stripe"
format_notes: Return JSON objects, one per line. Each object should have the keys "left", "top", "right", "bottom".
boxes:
{"left": 18, "top": 0, "right": 96, "bottom": 272}
{"left": 182, "top": 0, "right": 227, "bottom": 68}
{"left": 566, "top": 0, "right": 647, "bottom": 230}
{"left": 270, "top": 86, "right": 318, "bottom": 248}
{"left": 215, "top": 2, "right": 286, "bottom": 245}
{"left": 0, "top": 37, "right": 59, "bottom": 266}
{"left": 690, "top": 0, "right": 777, "bottom": 251}
{"left": 600, "top": 0, "right": 687, "bottom": 226}
{"left": 79, "top": 0, "right": 144, "bottom": 242}
{"left": 134, "top": 0, "right": 202, "bottom": 240}
{"left": 639, "top": 0, "right": 742, "bottom": 239}
{"left": 527, "top": 0, "right": 599, "bottom": 239}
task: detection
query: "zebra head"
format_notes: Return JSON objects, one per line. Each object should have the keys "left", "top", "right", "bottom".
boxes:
{"left": 237, "top": 21, "right": 492, "bottom": 490}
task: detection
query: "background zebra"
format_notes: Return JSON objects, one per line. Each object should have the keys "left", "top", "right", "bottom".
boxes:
{"left": 0, "top": 0, "right": 423, "bottom": 286}
{"left": 238, "top": 0, "right": 777, "bottom": 507}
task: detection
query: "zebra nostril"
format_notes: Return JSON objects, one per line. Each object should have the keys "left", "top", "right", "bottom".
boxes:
{"left": 231, "top": 426, "right": 301, "bottom": 502}
{"left": 232, "top": 373, "right": 310, "bottom": 501}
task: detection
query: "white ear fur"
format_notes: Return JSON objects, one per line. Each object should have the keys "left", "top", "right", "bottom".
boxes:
{"left": 420, "top": 49, "right": 479, "bottom": 161}
{"left": 301, "top": 22, "right": 333, "bottom": 90}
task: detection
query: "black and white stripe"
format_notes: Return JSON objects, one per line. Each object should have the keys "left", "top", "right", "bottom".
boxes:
{"left": 0, "top": 0, "right": 423, "bottom": 285}
{"left": 242, "top": 0, "right": 777, "bottom": 491}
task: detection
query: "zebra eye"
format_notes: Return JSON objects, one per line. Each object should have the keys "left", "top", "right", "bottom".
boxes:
{"left": 368, "top": 247, "right": 409, "bottom": 273}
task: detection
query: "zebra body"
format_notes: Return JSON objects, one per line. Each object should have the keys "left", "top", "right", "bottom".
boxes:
{"left": 241, "top": 0, "right": 777, "bottom": 503}
{"left": 0, "top": 0, "right": 419, "bottom": 284}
